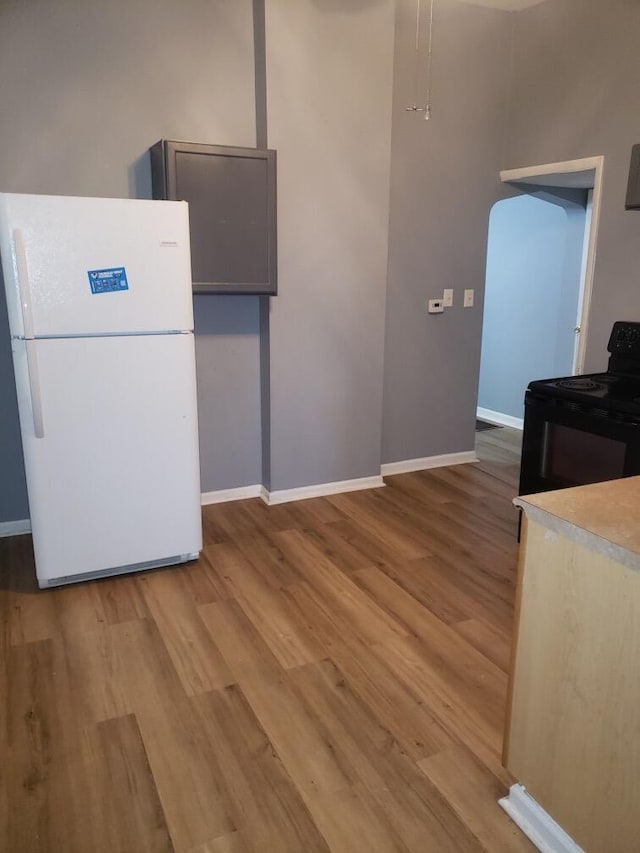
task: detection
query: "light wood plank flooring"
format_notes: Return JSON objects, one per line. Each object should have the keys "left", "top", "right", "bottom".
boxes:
{"left": 0, "top": 427, "right": 531, "bottom": 852}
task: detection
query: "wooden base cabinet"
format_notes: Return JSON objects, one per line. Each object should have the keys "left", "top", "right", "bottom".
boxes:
{"left": 504, "top": 479, "right": 640, "bottom": 853}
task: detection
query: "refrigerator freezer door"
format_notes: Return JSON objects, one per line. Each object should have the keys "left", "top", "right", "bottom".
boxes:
{"left": 12, "top": 333, "right": 202, "bottom": 585}
{"left": 0, "top": 193, "right": 193, "bottom": 338}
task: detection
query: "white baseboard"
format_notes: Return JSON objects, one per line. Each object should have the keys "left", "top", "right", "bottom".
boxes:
{"left": 477, "top": 407, "right": 524, "bottom": 431}
{"left": 201, "top": 485, "right": 263, "bottom": 505}
{"left": 0, "top": 519, "right": 31, "bottom": 538}
{"left": 381, "top": 450, "right": 477, "bottom": 477}
{"left": 5, "top": 452, "right": 479, "bottom": 529}
{"left": 262, "top": 475, "right": 385, "bottom": 506}
{"left": 499, "top": 785, "right": 585, "bottom": 853}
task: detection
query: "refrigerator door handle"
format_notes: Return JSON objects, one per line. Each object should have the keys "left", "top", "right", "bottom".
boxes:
{"left": 25, "top": 340, "right": 45, "bottom": 438}
{"left": 13, "top": 228, "right": 35, "bottom": 339}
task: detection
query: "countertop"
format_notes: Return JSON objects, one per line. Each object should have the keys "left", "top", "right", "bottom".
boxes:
{"left": 514, "top": 476, "right": 640, "bottom": 571}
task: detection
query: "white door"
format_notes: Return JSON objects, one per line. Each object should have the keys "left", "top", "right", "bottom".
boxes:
{"left": 13, "top": 332, "right": 202, "bottom": 585}
{"left": 0, "top": 193, "right": 194, "bottom": 337}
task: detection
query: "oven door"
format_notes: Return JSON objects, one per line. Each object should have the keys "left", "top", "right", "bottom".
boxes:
{"left": 519, "top": 390, "right": 640, "bottom": 496}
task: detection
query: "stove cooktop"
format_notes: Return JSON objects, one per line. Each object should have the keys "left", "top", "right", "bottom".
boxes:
{"left": 526, "top": 323, "right": 640, "bottom": 417}
{"left": 528, "top": 372, "right": 640, "bottom": 416}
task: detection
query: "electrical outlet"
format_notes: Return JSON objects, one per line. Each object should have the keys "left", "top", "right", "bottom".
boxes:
{"left": 428, "top": 298, "right": 444, "bottom": 314}
{"left": 463, "top": 289, "right": 474, "bottom": 308}
{"left": 443, "top": 288, "right": 453, "bottom": 308}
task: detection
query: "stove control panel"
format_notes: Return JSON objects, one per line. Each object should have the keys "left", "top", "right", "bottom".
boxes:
{"left": 608, "top": 321, "right": 640, "bottom": 357}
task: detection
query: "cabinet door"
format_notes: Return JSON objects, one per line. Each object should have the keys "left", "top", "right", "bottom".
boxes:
{"left": 504, "top": 517, "right": 640, "bottom": 853}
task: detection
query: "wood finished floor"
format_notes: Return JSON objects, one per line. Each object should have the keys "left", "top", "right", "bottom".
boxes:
{"left": 0, "top": 427, "right": 534, "bottom": 852}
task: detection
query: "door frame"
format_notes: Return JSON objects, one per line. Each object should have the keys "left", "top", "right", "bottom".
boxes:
{"left": 499, "top": 155, "right": 604, "bottom": 374}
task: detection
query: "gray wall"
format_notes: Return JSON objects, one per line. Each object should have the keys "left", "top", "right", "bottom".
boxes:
{"left": 507, "top": 0, "right": 640, "bottom": 373}
{"left": 0, "top": 293, "right": 28, "bottom": 521}
{"left": 264, "top": 0, "right": 395, "bottom": 490}
{"left": 478, "top": 192, "right": 586, "bottom": 419}
{"left": 382, "top": 0, "right": 513, "bottom": 464}
{"left": 194, "top": 296, "right": 262, "bottom": 491}
{"left": 0, "top": 0, "right": 261, "bottom": 520}
{"left": 0, "top": 0, "right": 397, "bottom": 516}
{"left": 5, "top": 0, "right": 639, "bottom": 522}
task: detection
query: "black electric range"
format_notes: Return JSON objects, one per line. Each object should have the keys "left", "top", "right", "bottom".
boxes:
{"left": 519, "top": 321, "right": 640, "bottom": 498}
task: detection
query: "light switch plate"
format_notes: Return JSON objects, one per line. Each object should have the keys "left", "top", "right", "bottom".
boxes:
{"left": 443, "top": 289, "right": 453, "bottom": 307}
{"left": 464, "top": 289, "right": 474, "bottom": 308}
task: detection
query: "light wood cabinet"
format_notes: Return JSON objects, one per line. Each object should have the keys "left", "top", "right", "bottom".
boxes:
{"left": 504, "top": 478, "right": 640, "bottom": 853}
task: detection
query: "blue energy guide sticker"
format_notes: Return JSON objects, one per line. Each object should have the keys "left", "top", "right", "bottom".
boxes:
{"left": 87, "top": 267, "right": 129, "bottom": 294}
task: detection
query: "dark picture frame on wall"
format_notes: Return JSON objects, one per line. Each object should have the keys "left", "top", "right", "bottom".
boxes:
{"left": 150, "top": 140, "right": 277, "bottom": 295}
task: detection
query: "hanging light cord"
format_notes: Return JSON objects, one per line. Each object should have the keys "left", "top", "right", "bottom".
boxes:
{"left": 424, "top": 0, "right": 434, "bottom": 119}
{"left": 405, "top": 0, "right": 435, "bottom": 120}
{"left": 406, "top": 0, "right": 423, "bottom": 113}
{"left": 412, "top": 0, "right": 422, "bottom": 111}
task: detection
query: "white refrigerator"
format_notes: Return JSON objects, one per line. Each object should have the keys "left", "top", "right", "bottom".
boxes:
{"left": 0, "top": 192, "right": 202, "bottom": 588}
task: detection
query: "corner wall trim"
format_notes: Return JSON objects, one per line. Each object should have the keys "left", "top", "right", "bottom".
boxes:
{"left": 201, "top": 485, "right": 263, "bottom": 505}
{"left": 477, "top": 407, "right": 524, "bottom": 431}
{"left": 0, "top": 519, "right": 31, "bottom": 538}
{"left": 498, "top": 785, "right": 585, "bottom": 853}
{"left": 261, "top": 475, "right": 385, "bottom": 506}
{"left": 381, "top": 451, "right": 477, "bottom": 477}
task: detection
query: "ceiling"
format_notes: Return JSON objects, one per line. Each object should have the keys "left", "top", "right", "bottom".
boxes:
{"left": 459, "top": 0, "right": 548, "bottom": 10}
